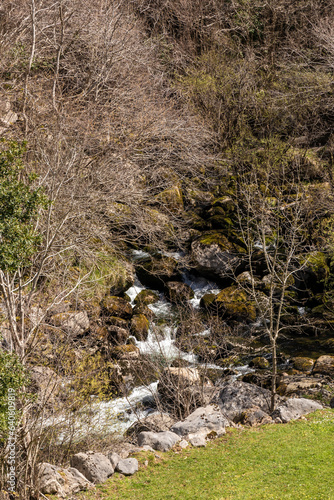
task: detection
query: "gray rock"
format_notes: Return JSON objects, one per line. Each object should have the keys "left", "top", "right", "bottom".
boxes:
{"left": 191, "top": 233, "right": 244, "bottom": 281}
{"left": 126, "top": 412, "right": 175, "bottom": 439}
{"left": 272, "top": 398, "right": 323, "bottom": 423}
{"left": 313, "top": 355, "right": 334, "bottom": 377}
{"left": 137, "top": 431, "right": 181, "bottom": 452}
{"left": 171, "top": 405, "right": 229, "bottom": 438}
{"left": 216, "top": 380, "right": 273, "bottom": 420}
{"left": 38, "top": 463, "right": 93, "bottom": 496}
{"left": 51, "top": 311, "right": 90, "bottom": 337}
{"left": 70, "top": 452, "right": 113, "bottom": 484}
{"left": 107, "top": 452, "right": 121, "bottom": 469}
{"left": 116, "top": 458, "right": 138, "bottom": 476}
{"left": 188, "top": 433, "right": 206, "bottom": 447}
{"left": 179, "top": 440, "right": 189, "bottom": 449}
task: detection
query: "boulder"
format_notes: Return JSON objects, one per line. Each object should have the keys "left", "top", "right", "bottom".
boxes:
{"left": 107, "top": 452, "right": 121, "bottom": 469}
{"left": 134, "top": 290, "right": 159, "bottom": 306}
{"left": 126, "top": 412, "right": 175, "bottom": 440}
{"left": 130, "top": 314, "right": 149, "bottom": 341}
{"left": 38, "top": 463, "right": 93, "bottom": 496}
{"left": 105, "top": 316, "right": 129, "bottom": 329}
{"left": 191, "top": 231, "right": 245, "bottom": 282}
{"left": 133, "top": 302, "right": 156, "bottom": 320}
{"left": 235, "top": 406, "right": 273, "bottom": 426}
{"left": 188, "top": 433, "right": 207, "bottom": 447}
{"left": 214, "top": 286, "right": 256, "bottom": 323}
{"left": 158, "top": 367, "right": 214, "bottom": 416}
{"left": 291, "top": 357, "right": 315, "bottom": 373}
{"left": 51, "top": 311, "right": 90, "bottom": 337}
{"left": 70, "top": 452, "right": 114, "bottom": 484}
{"left": 137, "top": 431, "right": 181, "bottom": 452}
{"left": 278, "top": 376, "right": 324, "bottom": 396}
{"left": 313, "top": 355, "right": 334, "bottom": 376}
{"left": 272, "top": 398, "right": 323, "bottom": 423}
{"left": 135, "top": 255, "right": 182, "bottom": 291}
{"left": 165, "top": 281, "right": 194, "bottom": 304}
{"left": 216, "top": 380, "right": 273, "bottom": 420}
{"left": 116, "top": 458, "right": 138, "bottom": 476}
{"left": 101, "top": 296, "right": 133, "bottom": 320}
{"left": 107, "top": 325, "right": 129, "bottom": 345}
{"left": 171, "top": 405, "right": 229, "bottom": 438}
{"left": 249, "top": 357, "right": 270, "bottom": 370}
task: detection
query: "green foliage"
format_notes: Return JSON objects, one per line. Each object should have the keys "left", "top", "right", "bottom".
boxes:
{"left": 0, "top": 140, "right": 49, "bottom": 273}
{"left": 0, "top": 349, "right": 30, "bottom": 437}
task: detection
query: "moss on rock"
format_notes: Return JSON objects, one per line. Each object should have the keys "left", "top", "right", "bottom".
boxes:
{"left": 101, "top": 296, "right": 133, "bottom": 320}
{"left": 134, "top": 289, "right": 160, "bottom": 306}
{"left": 214, "top": 286, "right": 256, "bottom": 322}
{"left": 130, "top": 314, "right": 149, "bottom": 341}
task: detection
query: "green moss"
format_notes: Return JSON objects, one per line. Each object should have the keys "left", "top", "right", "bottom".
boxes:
{"left": 155, "top": 185, "right": 184, "bottom": 212}
{"left": 134, "top": 290, "right": 160, "bottom": 306}
{"left": 291, "top": 357, "right": 314, "bottom": 372}
{"left": 130, "top": 314, "right": 149, "bottom": 341}
{"left": 215, "top": 286, "right": 256, "bottom": 322}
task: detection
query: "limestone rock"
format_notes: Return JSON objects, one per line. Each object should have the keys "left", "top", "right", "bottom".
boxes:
{"left": 70, "top": 452, "right": 114, "bottom": 484}
{"left": 188, "top": 433, "right": 207, "bottom": 447}
{"left": 171, "top": 405, "right": 229, "bottom": 438}
{"left": 216, "top": 380, "right": 273, "bottom": 421}
{"left": 191, "top": 231, "right": 245, "bottom": 282}
{"left": 126, "top": 412, "right": 175, "bottom": 440}
{"left": 38, "top": 463, "right": 93, "bottom": 496}
{"left": 116, "top": 458, "right": 138, "bottom": 476}
{"left": 313, "top": 355, "right": 334, "bottom": 376}
{"left": 272, "top": 398, "right": 323, "bottom": 423}
{"left": 51, "top": 311, "right": 90, "bottom": 337}
{"left": 137, "top": 431, "right": 181, "bottom": 452}
{"left": 107, "top": 452, "right": 121, "bottom": 469}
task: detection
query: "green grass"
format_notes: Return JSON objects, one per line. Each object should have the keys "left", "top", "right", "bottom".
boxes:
{"left": 81, "top": 410, "right": 334, "bottom": 500}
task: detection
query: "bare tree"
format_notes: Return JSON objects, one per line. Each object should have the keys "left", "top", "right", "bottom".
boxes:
{"left": 232, "top": 142, "right": 315, "bottom": 410}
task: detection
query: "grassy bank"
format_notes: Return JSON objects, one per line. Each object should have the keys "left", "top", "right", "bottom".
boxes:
{"left": 81, "top": 409, "right": 334, "bottom": 500}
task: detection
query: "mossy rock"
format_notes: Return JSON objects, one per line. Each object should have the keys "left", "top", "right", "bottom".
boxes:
{"left": 107, "top": 325, "right": 129, "bottom": 345}
{"left": 135, "top": 254, "right": 182, "bottom": 290}
{"left": 214, "top": 286, "right": 256, "bottom": 323}
{"left": 165, "top": 281, "right": 194, "bottom": 304}
{"left": 105, "top": 316, "right": 128, "bottom": 329}
{"left": 101, "top": 296, "right": 133, "bottom": 320}
{"left": 313, "top": 355, "right": 334, "bottom": 376}
{"left": 249, "top": 356, "right": 270, "bottom": 369}
{"left": 212, "top": 196, "right": 234, "bottom": 211}
{"left": 134, "top": 289, "right": 160, "bottom": 306}
{"left": 130, "top": 314, "right": 149, "bottom": 341}
{"left": 133, "top": 303, "right": 156, "bottom": 320}
{"left": 185, "top": 212, "right": 209, "bottom": 230}
{"left": 186, "top": 188, "right": 214, "bottom": 210}
{"left": 199, "top": 293, "right": 216, "bottom": 310}
{"left": 291, "top": 357, "right": 315, "bottom": 372}
{"left": 191, "top": 231, "right": 246, "bottom": 282}
{"left": 155, "top": 185, "right": 184, "bottom": 212}
{"left": 295, "top": 251, "right": 330, "bottom": 296}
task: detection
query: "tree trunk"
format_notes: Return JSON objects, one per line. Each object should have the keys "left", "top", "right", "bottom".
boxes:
{"left": 270, "top": 339, "right": 277, "bottom": 412}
